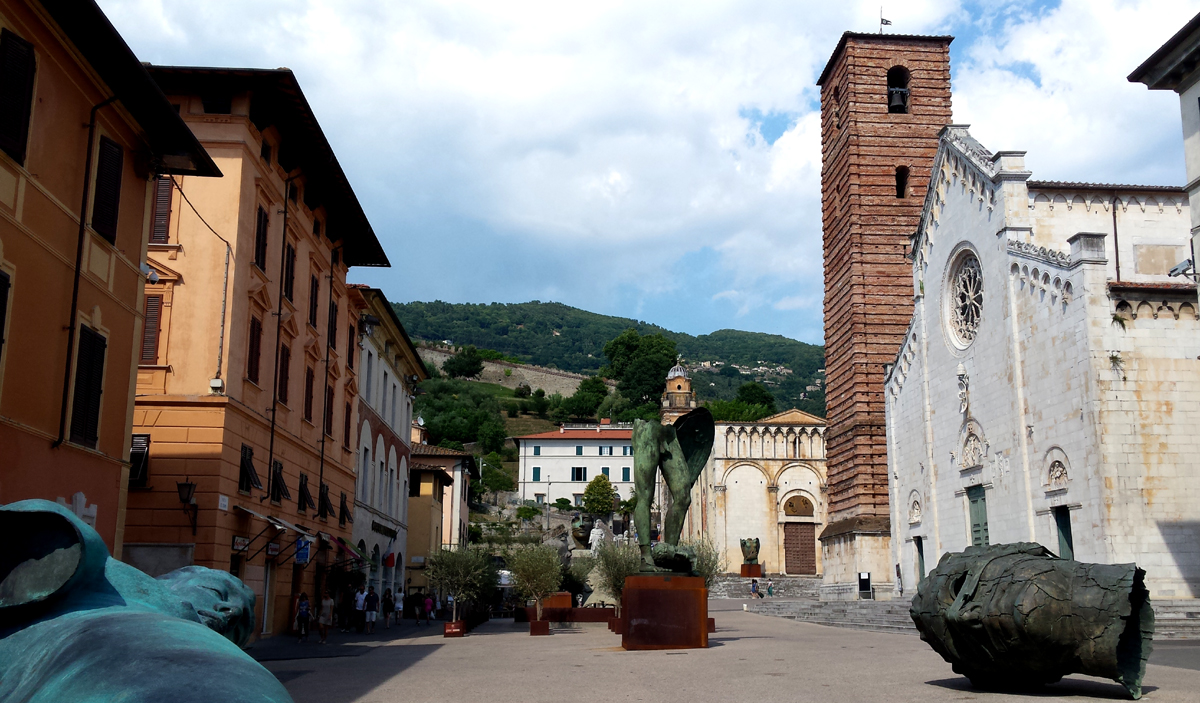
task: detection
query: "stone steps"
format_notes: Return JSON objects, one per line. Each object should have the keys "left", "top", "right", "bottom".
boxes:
{"left": 1154, "top": 600, "right": 1200, "bottom": 640}
{"left": 709, "top": 574, "right": 821, "bottom": 599}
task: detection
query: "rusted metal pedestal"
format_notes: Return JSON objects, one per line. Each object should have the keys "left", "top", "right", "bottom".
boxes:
{"left": 740, "top": 564, "right": 762, "bottom": 578}
{"left": 621, "top": 575, "right": 708, "bottom": 650}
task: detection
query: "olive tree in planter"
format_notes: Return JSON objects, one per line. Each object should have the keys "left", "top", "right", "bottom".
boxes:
{"left": 594, "top": 541, "right": 642, "bottom": 617}
{"left": 681, "top": 537, "right": 725, "bottom": 589}
{"left": 507, "top": 544, "right": 562, "bottom": 622}
{"left": 426, "top": 546, "right": 498, "bottom": 631}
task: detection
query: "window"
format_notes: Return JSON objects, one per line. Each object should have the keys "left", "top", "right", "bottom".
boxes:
{"left": 602, "top": 467, "right": 609, "bottom": 478}
{"left": 535, "top": 494, "right": 545, "bottom": 504}
{"left": 253, "top": 206, "right": 269, "bottom": 271}
{"left": 948, "top": 251, "right": 983, "bottom": 347}
{"left": 622, "top": 466, "right": 630, "bottom": 482}
{"left": 382, "top": 371, "right": 389, "bottom": 418}
{"left": 600, "top": 446, "right": 613, "bottom": 456}
{"left": 150, "top": 178, "right": 172, "bottom": 243}
{"left": 201, "top": 95, "right": 232, "bottom": 114}
{"left": 343, "top": 401, "right": 352, "bottom": 446}
{"left": 141, "top": 295, "right": 162, "bottom": 363}
{"left": 573, "top": 494, "right": 583, "bottom": 507}
{"left": 269, "top": 461, "right": 291, "bottom": 504}
{"left": 347, "top": 325, "right": 355, "bottom": 368}
{"left": 575, "top": 446, "right": 583, "bottom": 456}
{"left": 260, "top": 140, "right": 271, "bottom": 163}
{"left": 238, "top": 443, "right": 263, "bottom": 493}
{"left": 365, "top": 351, "right": 374, "bottom": 404}
{"left": 303, "top": 366, "right": 315, "bottom": 421}
{"left": 328, "top": 300, "right": 338, "bottom": 349}
{"left": 298, "top": 473, "right": 316, "bottom": 512}
{"left": 622, "top": 445, "right": 631, "bottom": 456}
{"left": 0, "top": 271, "right": 9, "bottom": 362}
{"left": 308, "top": 275, "right": 319, "bottom": 327}
{"left": 288, "top": 182, "right": 298, "bottom": 204}
{"left": 886, "top": 65, "right": 910, "bottom": 114}
{"left": 246, "top": 316, "right": 263, "bottom": 384}
{"left": 1054, "top": 506, "right": 1074, "bottom": 560}
{"left": 895, "top": 166, "right": 909, "bottom": 199}
{"left": 339, "top": 492, "right": 352, "bottom": 526}
{"left": 360, "top": 449, "right": 371, "bottom": 501}
{"left": 533, "top": 445, "right": 540, "bottom": 456}
{"left": 313, "top": 219, "right": 322, "bottom": 238}
{"left": 318, "top": 482, "right": 335, "bottom": 519}
{"left": 532, "top": 467, "right": 541, "bottom": 482}
{"left": 914, "top": 535, "right": 926, "bottom": 579}
{"left": 283, "top": 243, "right": 296, "bottom": 301}
{"left": 278, "top": 344, "right": 291, "bottom": 405}
{"left": 571, "top": 466, "right": 586, "bottom": 482}
{"left": 390, "top": 384, "right": 397, "bottom": 427}
{"left": 69, "top": 326, "right": 106, "bottom": 448}
{"left": 0, "top": 30, "right": 36, "bottom": 165}
{"left": 323, "top": 385, "right": 335, "bottom": 435}
{"left": 129, "top": 434, "right": 150, "bottom": 488}
{"left": 967, "top": 485, "right": 989, "bottom": 547}
{"left": 91, "top": 137, "right": 123, "bottom": 244}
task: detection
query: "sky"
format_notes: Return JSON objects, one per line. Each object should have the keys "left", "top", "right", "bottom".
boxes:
{"left": 100, "top": 0, "right": 1200, "bottom": 344}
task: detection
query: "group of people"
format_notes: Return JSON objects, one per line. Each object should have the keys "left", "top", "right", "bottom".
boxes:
{"left": 749, "top": 578, "right": 775, "bottom": 599}
{"left": 292, "top": 586, "right": 443, "bottom": 643}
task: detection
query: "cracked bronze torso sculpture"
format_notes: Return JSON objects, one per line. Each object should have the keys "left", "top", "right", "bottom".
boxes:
{"left": 632, "top": 407, "right": 714, "bottom": 572}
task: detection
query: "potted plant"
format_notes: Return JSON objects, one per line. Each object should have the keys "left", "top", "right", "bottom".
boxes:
{"left": 426, "top": 546, "right": 497, "bottom": 638}
{"left": 595, "top": 541, "right": 642, "bottom": 633}
{"left": 507, "top": 544, "right": 562, "bottom": 635}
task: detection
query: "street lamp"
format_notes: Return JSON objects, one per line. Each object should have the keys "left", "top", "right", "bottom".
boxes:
{"left": 176, "top": 477, "right": 198, "bottom": 535}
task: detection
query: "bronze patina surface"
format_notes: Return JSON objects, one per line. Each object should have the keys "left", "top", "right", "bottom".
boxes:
{"left": 911, "top": 542, "right": 1153, "bottom": 699}
{"left": 740, "top": 538, "right": 760, "bottom": 565}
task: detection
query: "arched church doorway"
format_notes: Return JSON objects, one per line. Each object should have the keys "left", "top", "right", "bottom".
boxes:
{"left": 782, "top": 495, "right": 817, "bottom": 575}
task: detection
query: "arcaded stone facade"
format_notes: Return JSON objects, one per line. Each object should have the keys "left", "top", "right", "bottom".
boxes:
{"left": 886, "top": 125, "right": 1199, "bottom": 600}
{"left": 816, "top": 32, "right": 952, "bottom": 598}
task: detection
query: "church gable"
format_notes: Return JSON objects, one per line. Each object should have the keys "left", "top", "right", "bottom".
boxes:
{"left": 758, "top": 408, "right": 824, "bottom": 426}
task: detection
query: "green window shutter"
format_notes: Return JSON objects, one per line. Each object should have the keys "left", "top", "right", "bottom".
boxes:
{"left": 0, "top": 29, "right": 36, "bottom": 165}
{"left": 91, "top": 137, "right": 124, "bottom": 244}
{"left": 622, "top": 467, "right": 630, "bottom": 482}
{"left": 532, "top": 467, "right": 540, "bottom": 482}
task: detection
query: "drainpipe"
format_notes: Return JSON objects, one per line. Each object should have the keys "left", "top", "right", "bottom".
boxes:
{"left": 55, "top": 96, "right": 117, "bottom": 448}
{"left": 265, "top": 176, "right": 299, "bottom": 499}
{"left": 1111, "top": 194, "right": 1121, "bottom": 282}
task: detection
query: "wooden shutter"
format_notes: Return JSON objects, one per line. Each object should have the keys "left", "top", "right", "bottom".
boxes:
{"left": 324, "top": 385, "right": 334, "bottom": 435}
{"left": 69, "top": 326, "right": 106, "bottom": 448}
{"left": 304, "top": 366, "right": 315, "bottom": 420}
{"left": 150, "top": 178, "right": 172, "bottom": 243}
{"left": 347, "top": 325, "right": 355, "bottom": 368}
{"left": 91, "top": 137, "right": 124, "bottom": 244}
{"left": 278, "top": 344, "right": 290, "bottom": 404}
{"left": 253, "top": 206, "right": 268, "bottom": 270}
{"left": 247, "top": 317, "right": 262, "bottom": 384}
{"left": 0, "top": 29, "right": 36, "bottom": 165}
{"left": 328, "top": 301, "right": 338, "bottom": 349}
{"left": 129, "top": 434, "right": 151, "bottom": 488}
{"left": 308, "top": 275, "right": 319, "bottom": 327}
{"left": 343, "top": 400, "right": 351, "bottom": 446}
{"left": 0, "top": 271, "right": 9, "bottom": 359}
{"left": 141, "top": 295, "right": 162, "bottom": 363}
{"left": 239, "top": 443, "right": 263, "bottom": 492}
{"left": 283, "top": 243, "right": 296, "bottom": 301}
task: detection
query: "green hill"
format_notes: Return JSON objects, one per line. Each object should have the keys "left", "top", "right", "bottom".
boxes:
{"left": 392, "top": 300, "right": 826, "bottom": 416}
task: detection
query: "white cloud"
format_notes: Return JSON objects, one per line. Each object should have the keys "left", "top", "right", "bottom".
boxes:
{"left": 96, "top": 0, "right": 1197, "bottom": 345}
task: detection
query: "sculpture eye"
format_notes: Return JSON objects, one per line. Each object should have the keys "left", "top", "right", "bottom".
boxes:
{"left": 950, "top": 574, "right": 967, "bottom": 598}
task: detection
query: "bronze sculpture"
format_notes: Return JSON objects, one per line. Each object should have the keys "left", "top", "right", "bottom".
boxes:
{"left": 0, "top": 499, "right": 293, "bottom": 703}
{"left": 632, "top": 407, "right": 714, "bottom": 571}
{"left": 911, "top": 542, "right": 1153, "bottom": 699}
{"left": 740, "top": 538, "right": 760, "bottom": 565}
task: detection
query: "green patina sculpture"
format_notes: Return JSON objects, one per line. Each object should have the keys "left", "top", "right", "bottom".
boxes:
{"left": 632, "top": 407, "right": 714, "bottom": 572}
{"left": 740, "top": 538, "right": 760, "bottom": 565}
{"left": 911, "top": 542, "right": 1154, "bottom": 700}
{"left": 0, "top": 499, "right": 293, "bottom": 703}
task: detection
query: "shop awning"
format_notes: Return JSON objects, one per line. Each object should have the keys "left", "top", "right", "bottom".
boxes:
{"left": 334, "top": 536, "right": 372, "bottom": 564}
{"left": 267, "top": 515, "right": 315, "bottom": 539}
{"left": 234, "top": 504, "right": 277, "bottom": 524}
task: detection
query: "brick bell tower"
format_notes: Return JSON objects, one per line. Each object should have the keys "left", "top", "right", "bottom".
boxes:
{"left": 817, "top": 32, "right": 952, "bottom": 599}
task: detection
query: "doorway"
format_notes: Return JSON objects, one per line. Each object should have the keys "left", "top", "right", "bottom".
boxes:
{"left": 261, "top": 560, "right": 274, "bottom": 634}
{"left": 783, "top": 522, "right": 816, "bottom": 575}
{"left": 967, "top": 485, "right": 989, "bottom": 547}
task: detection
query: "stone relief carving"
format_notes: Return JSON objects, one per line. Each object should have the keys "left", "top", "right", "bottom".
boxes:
{"left": 956, "top": 364, "right": 970, "bottom": 416}
{"left": 961, "top": 433, "right": 984, "bottom": 470}
{"left": 1049, "top": 460, "right": 1068, "bottom": 489}
{"left": 908, "top": 492, "right": 923, "bottom": 524}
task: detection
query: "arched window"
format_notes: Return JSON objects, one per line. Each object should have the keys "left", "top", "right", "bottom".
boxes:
{"left": 895, "top": 166, "right": 909, "bottom": 198}
{"left": 887, "top": 66, "right": 910, "bottom": 114}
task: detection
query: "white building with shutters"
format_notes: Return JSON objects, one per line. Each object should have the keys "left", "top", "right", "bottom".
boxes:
{"left": 517, "top": 424, "right": 635, "bottom": 508}
{"left": 885, "top": 125, "right": 1200, "bottom": 600}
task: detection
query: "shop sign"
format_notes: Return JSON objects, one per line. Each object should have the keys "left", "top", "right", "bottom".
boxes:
{"left": 267, "top": 542, "right": 280, "bottom": 557}
{"left": 295, "top": 538, "right": 311, "bottom": 565}
{"left": 232, "top": 536, "right": 249, "bottom": 552}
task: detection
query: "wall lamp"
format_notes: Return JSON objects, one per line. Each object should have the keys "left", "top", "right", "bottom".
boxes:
{"left": 177, "top": 477, "right": 198, "bottom": 535}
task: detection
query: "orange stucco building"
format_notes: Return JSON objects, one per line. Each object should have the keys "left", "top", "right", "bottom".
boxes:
{"left": 122, "top": 66, "right": 388, "bottom": 638}
{"left": 0, "top": 0, "right": 218, "bottom": 556}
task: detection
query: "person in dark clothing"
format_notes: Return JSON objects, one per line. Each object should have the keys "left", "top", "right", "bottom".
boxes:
{"left": 295, "top": 592, "right": 311, "bottom": 642}
{"left": 364, "top": 587, "right": 380, "bottom": 634}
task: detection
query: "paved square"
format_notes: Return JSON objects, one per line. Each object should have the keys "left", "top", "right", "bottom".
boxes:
{"left": 261, "top": 607, "right": 1200, "bottom": 703}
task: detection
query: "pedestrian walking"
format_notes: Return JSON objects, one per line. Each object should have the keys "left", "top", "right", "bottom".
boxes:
{"left": 382, "top": 589, "right": 395, "bottom": 629}
{"left": 364, "top": 586, "right": 380, "bottom": 634}
{"left": 423, "top": 595, "right": 434, "bottom": 625}
{"left": 318, "top": 590, "right": 334, "bottom": 644}
{"left": 295, "top": 592, "right": 312, "bottom": 642}
{"left": 766, "top": 578, "right": 775, "bottom": 597}
{"left": 750, "top": 579, "right": 761, "bottom": 599}
{"left": 354, "top": 585, "right": 368, "bottom": 633}
{"left": 339, "top": 591, "right": 355, "bottom": 632}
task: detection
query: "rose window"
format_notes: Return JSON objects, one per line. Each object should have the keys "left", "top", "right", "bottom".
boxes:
{"left": 950, "top": 253, "right": 983, "bottom": 346}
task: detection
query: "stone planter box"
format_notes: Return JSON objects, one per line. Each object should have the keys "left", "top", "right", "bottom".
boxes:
{"left": 444, "top": 621, "right": 466, "bottom": 637}
{"left": 530, "top": 620, "right": 551, "bottom": 636}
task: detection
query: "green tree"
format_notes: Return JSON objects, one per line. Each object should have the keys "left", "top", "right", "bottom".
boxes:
{"left": 438, "top": 438, "right": 465, "bottom": 451}
{"left": 507, "top": 545, "right": 563, "bottom": 620}
{"left": 515, "top": 505, "right": 542, "bottom": 523}
{"left": 442, "top": 345, "right": 485, "bottom": 379}
{"left": 681, "top": 537, "right": 725, "bottom": 588}
{"left": 477, "top": 420, "right": 508, "bottom": 453}
{"left": 426, "top": 546, "right": 498, "bottom": 622}
{"left": 416, "top": 378, "right": 505, "bottom": 447}
{"left": 594, "top": 541, "right": 642, "bottom": 616}
{"left": 705, "top": 399, "right": 773, "bottom": 422}
{"left": 425, "top": 360, "right": 442, "bottom": 379}
{"left": 735, "top": 382, "right": 777, "bottom": 413}
{"left": 582, "top": 474, "right": 618, "bottom": 516}
{"left": 562, "top": 376, "right": 608, "bottom": 419}
{"left": 602, "top": 329, "right": 678, "bottom": 406}
{"left": 480, "top": 452, "right": 515, "bottom": 501}
{"left": 553, "top": 497, "right": 574, "bottom": 512}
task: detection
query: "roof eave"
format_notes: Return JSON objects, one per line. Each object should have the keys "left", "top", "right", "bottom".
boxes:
{"left": 817, "top": 32, "right": 953, "bottom": 87}
{"left": 1128, "top": 11, "right": 1200, "bottom": 89}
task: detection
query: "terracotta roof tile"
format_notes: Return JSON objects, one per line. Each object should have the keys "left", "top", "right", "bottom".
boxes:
{"left": 411, "top": 443, "right": 470, "bottom": 456}
{"left": 516, "top": 429, "right": 633, "bottom": 440}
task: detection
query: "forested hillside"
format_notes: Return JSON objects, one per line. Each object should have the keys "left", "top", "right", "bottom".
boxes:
{"left": 393, "top": 300, "right": 826, "bottom": 415}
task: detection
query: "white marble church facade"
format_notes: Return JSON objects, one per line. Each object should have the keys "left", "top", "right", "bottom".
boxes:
{"left": 886, "top": 125, "right": 1200, "bottom": 600}
{"left": 685, "top": 409, "right": 828, "bottom": 576}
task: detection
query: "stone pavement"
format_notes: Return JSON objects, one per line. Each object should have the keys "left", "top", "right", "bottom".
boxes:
{"left": 260, "top": 606, "right": 1200, "bottom": 703}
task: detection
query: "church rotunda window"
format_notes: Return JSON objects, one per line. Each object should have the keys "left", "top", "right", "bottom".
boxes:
{"left": 948, "top": 251, "right": 983, "bottom": 347}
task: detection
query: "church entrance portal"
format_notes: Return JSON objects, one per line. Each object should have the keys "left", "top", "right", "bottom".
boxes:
{"left": 783, "top": 522, "right": 816, "bottom": 575}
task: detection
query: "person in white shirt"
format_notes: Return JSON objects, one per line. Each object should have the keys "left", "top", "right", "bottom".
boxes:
{"left": 354, "top": 585, "right": 367, "bottom": 633}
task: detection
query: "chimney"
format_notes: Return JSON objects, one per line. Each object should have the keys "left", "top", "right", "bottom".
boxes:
{"left": 600, "top": 418, "right": 611, "bottom": 425}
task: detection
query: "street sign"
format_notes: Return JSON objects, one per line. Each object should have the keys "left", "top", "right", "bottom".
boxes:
{"left": 295, "top": 538, "right": 311, "bottom": 565}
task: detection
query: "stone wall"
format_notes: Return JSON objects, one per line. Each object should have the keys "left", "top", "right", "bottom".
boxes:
{"left": 417, "top": 345, "right": 593, "bottom": 397}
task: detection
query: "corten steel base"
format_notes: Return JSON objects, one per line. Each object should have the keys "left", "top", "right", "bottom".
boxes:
{"left": 529, "top": 620, "right": 550, "bottom": 636}
{"left": 621, "top": 575, "right": 708, "bottom": 650}
{"left": 740, "top": 564, "right": 762, "bottom": 578}
{"left": 707, "top": 617, "right": 716, "bottom": 633}
{"left": 444, "top": 621, "right": 466, "bottom": 637}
